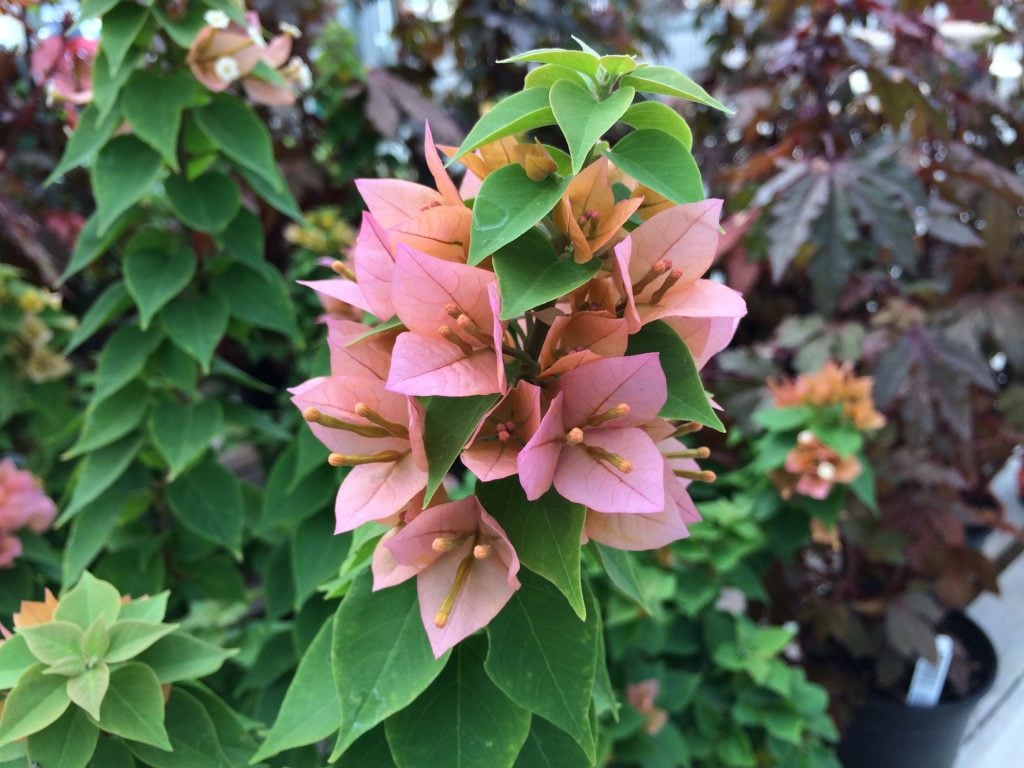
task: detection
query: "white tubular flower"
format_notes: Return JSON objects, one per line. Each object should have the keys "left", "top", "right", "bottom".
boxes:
{"left": 816, "top": 461, "right": 837, "bottom": 481}
{"left": 203, "top": 9, "right": 230, "bottom": 29}
{"left": 280, "top": 22, "right": 302, "bottom": 38}
{"left": 214, "top": 56, "right": 241, "bottom": 83}
{"left": 285, "top": 56, "right": 313, "bottom": 91}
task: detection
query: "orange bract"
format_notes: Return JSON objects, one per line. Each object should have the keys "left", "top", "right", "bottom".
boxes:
{"left": 769, "top": 361, "right": 886, "bottom": 431}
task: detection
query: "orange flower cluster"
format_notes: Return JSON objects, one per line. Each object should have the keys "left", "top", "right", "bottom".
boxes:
{"left": 769, "top": 361, "right": 885, "bottom": 431}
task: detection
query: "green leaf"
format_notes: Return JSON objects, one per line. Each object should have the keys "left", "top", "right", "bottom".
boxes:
{"left": 386, "top": 637, "right": 531, "bottom": 768}
{"left": 250, "top": 620, "right": 340, "bottom": 761}
{"left": 335, "top": 727, "right": 397, "bottom": 768}
{"left": 598, "top": 54, "right": 640, "bottom": 77}
{"left": 420, "top": 394, "right": 500, "bottom": 502}
{"left": 97, "top": 663, "right": 170, "bottom": 750}
{"left": 594, "top": 544, "right": 653, "bottom": 612}
{"left": 166, "top": 460, "right": 244, "bottom": 555}
{"left": 105, "top": 622, "right": 177, "bottom": 664}
{"left": 89, "top": 737, "right": 137, "bottom": 768}
{"left": 148, "top": 400, "right": 223, "bottom": 480}
{"left": 491, "top": 227, "right": 601, "bottom": 320}
{"left": 0, "top": 665, "right": 71, "bottom": 748}
{"left": 55, "top": 573, "right": 123, "bottom": 631}
{"left": 126, "top": 688, "right": 226, "bottom": 768}
{"left": 118, "top": 593, "right": 170, "bottom": 623}
{"left": 44, "top": 657, "right": 87, "bottom": 677}
{"left": 620, "top": 66, "right": 732, "bottom": 113}
{"left": 92, "top": 136, "right": 163, "bottom": 234}
{"left": 63, "top": 381, "right": 150, "bottom": 459}
{"left": 92, "top": 50, "right": 138, "bottom": 121}
{"left": 59, "top": 209, "right": 135, "bottom": 285}
{"left": 291, "top": 516, "right": 351, "bottom": 609}
{"left": 165, "top": 172, "right": 241, "bottom": 234}
{"left": 101, "top": 3, "right": 149, "bottom": 76}
{"left": 18, "top": 621, "right": 84, "bottom": 665}
{"left": 850, "top": 456, "right": 877, "bottom": 512}
{"left": 222, "top": 208, "right": 264, "bottom": 267}
{"left": 27, "top": 707, "right": 99, "bottom": 768}
{"left": 606, "top": 129, "right": 703, "bottom": 205}
{"left": 485, "top": 573, "right": 598, "bottom": 761}
{"left": 92, "top": 323, "right": 163, "bottom": 404}
{"left": 477, "top": 478, "right": 586, "bottom": 619}
{"left": 499, "top": 49, "right": 599, "bottom": 78}
{"left": 135, "top": 633, "right": 235, "bottom": 683}
{"left": 64, "top": 281, "right": 131, "bottom": 353}
{"left": 329, "top": 574, "right": 449, "bottom": 761}
{"left": 152, "top": 0, "right": 205, "bottom": 47}
{"left": 194, "top": 95, "right": 281, "bottom": 191}
{"left": 753, "top": 406, "right": 813, "bottom": 431}
{"left": 524, "top": 64, "right": 591, "bottom": 90}
{"left": 183, "top": 683, "right": 259, "bottom": 767}
{"left": 550, "top": 80, "right": 634, "bottom": 174}
{"left": 159, "top": 292, "right": 229, "bottom": 374}
{"left": 513, "top": 716, "right": 592, "bottom": 768}
{"left": 212, "top": 264, "right": 298, "bottom": 338}
{"left": 449, "top": 88, "right": 557, "bottom": 163}
{"left": 621, "top": 101, "right": 693, "bottom": 150}
{"left": 67, "top": 662, "right": 110, "bottom": 720}
{"left": 79, "top": 0, "right": 120, "bottom": 20}
{"left": 469, "top": 165, "right": 570, "bottom": 265}
{"left": 60, "top": 436, "right": 142, "bottom": 523}
{"left": 626, "top": 320, "right": 723, "bottom": 430}
{"left": 237, "top": 164, "right": 303, "bottom": 221}
{"left": 0, "top": 635, "right": 36, "bottom": 689}
{"left": 122, "top": 70, "right": 198, "bottom": 170}
{"left": 46, "top": 104, "right": 122, "bottom": 182}
{"left": 123, "top": 234, "right": 195, "bottom": 330}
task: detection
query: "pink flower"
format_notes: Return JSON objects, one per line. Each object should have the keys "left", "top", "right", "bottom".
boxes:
{"left": 385, "top": 245, "right": 507, "bottom": 397}
{"left": 372, "top": 496, "right": 520, "bottom": 658}
{"left": 614, "top": 199, "right": 747, "bottom": 369}
{"left": 0, "top": 534, "right": 22, "bottom": 570}
{"left": 31, "top": 35, "right": 97, "bottom": 105}
{"left": 461, "top": 380, "right": 541, "bottom": 482}
{"left": 781, "top": 434, "right": 861, "bottom": 500}
{"left": 187, "top": 12, "right": 268, "bottom": 92}
{"left": 626, "top": 679, "right": 669, "bottom": 735}
{"left": 0, "top": 459, "right": 57, "bottom": 568}
{"left": 537, "top": 311, "right": 628, "bottom": 378}
{"left": 517, "top": 354, "right": 667, "bottom": 514}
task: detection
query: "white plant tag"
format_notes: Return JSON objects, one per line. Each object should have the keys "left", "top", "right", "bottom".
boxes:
{"left": 906, "top": 634, "right": 954, "bottom": 707}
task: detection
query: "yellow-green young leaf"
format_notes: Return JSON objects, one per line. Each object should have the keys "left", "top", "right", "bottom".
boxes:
{"left": 165, "top": 459, "right": 243, "bottom": 554}
{"left": 100, "top": 3, "right": 149, "bottom": 76}
{"left": 160, "top": 293, "right": 230, "bottom": 374}
{"left": 598, "top": 54, "right": 640, "bottom": 78}
{"left": 165, "top": 172, "right": 241, "bottom": 234}
{"left": 499, "top": 48, "right": 599, "bottom": 78}
{"left": 122, "top": 70, "right": 198, "bottom": 171}
{"left": 386, "top": 638, "right": 531, "bottom": 768}
{"left": 148, "top": 400, "right": 223, "bottom": 480}
{"left": 92, "top": 136, "right": 163, "bottom": 234}
{"left": 55, "top": 573, "right": 123, "bottom": 631}
{"left": 46, "top": 104, "right": 122, "bottom": 183}
{"left": 18, "top": 621, "right": 84, "bottom": 666}
{"left": 105, "top": 622, "right": 176, "bottom": 664}
{"left": 485, "top": 573, "right": 599, "bottom": 762}
{"left": 606, "top": 129, "right": 704, "bottom": 205}
{"left": 420, "top": 394, "right": 500, "bottom": 503}
{"left": 67, "top": 662, "right": 109, "bottom": 721}
{"left": 0, "top": 665, "right": 71, "bottom": 748}
{"left": 0, "top": 634, "right": 37, "bottom": 689}
{"left": 118, "top": 593, "right": 170, "bottom": 623}
{"left": 468, "top": 164, "right": 570, "bottom": 265}
{"left": 250, "top": 620, "right": 340, "bottom": 761}
{"left": 491, "top": 227, "right": 601, "bottom": 320}
{"left": 328, "top": 575, "right": 449, "bottom": 761}
{"left": 513, "top": 716, "right": 592, "bottom": 768}
{"left": 135, "top": 633, "right": 235, "bottom": 684}
{"left": 123, "top": 232, "right": 196, "bottom": 330}
{"left": 59, "top": 436, "right": 142, "bottom": 523}
{"left": 524, "top": 64, "right": 591, "bottom": 90}
{"left": 625, "top": 320, "right": 724, "bottom": 430}
{"left": 42, "top": 657, "right": 86, "bottom": 677}
{"left": 194, "top": 95, "right": 281, "bottom": 192}
{"left": 27, "top": 706, "right": 99, "bottom": 768}
{"left": 549, "top": 80, "right": 634, "bottom": 174}
{"left": 620, "top": 65, "right": 733, "bottom": 114}
{"left": 449, "top": 88, "right": 557, "bottom": 163}
{"left": 620, "top": 101, "right": 693, "bottom": 150}
{"left": 126, "top": 688, "right": 227, "bottom": 768}
{"left": 63, "top": 381, "right": 150, "bottom": 459}
{"left": 477, "top": 478, "right": 586, "bottom": 620}
{"left": 97, "top": 663, "right": 170, "bottom": 750}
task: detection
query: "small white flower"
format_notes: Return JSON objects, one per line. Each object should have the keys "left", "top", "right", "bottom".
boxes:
{"left": 816, "top": 461, "right": 837, "bottom": 481}
{"left": 287, "top": 57, "right": 313, "bottom": 91}
{"left": 247, "top": 24, "right": 266, "bottom": 48}
{"left": 797, "top": 429, "right": 816, "bottom": 446}
{"left": 279, "top": 22, "right": 302, "bottom": 38}
{"left": 0, "top": 13, "right": 27, "bottom": 54}
{"left": 214, "top": 56, "right": 241, "bottom": 83}
{"left": 203, "top": 9, "right": 230, "bottom": 29}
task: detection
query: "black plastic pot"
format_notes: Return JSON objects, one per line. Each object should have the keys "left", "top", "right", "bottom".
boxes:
{"left": 837, "top": 612, "right": 997, "bottom": 768}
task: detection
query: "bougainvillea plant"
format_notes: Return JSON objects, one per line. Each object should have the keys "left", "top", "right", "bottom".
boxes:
{"left": 259, "top": 42, "right": 746, "bottom": 765}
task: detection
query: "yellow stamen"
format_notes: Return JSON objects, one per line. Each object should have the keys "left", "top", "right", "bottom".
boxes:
{"left": 354, "top": 402, "right": 409, "bottom": 438}
{"left": 438, "top": 325, "right": 474, "bottom": 355}
{"left": 331, "top": 260, "right": 356, "bottom": 280}
{"left": 670, "top": 421, "right": 703, "bottom": 437}
{"left": 328, "top": 450, "right": 406, "bottom": 467}
{"left": 473, "top": 544, "right": 492, "bottom": 560}
{"left": 586, "top": 403, "right": 631, "bottom": 426}
{"left": 663, "top": 447, "right": 711, "bottom": 459}
{"left": 584, "top": 445, "right": 633, "bottom": 473}
{"left": 434, "top": 554, "right": 475, "bottom": 629}
{"left": 674, "top": 468, "right": 717, "bottom": 483}
{"left": 432, "top": 536, "right": 458, "bottom": 554}
{"left": 456, "top": 314, "right": 493, "bottom": 346}
{"left": 631, "top": 259, "right": 671, "bottom": 294}
{"left": 303, "top": 407, "right": 390, "bottom": 438}
{"left": 564, "top": 427, "right": 585, "bottom": 446}
{"left": 649, "top": 269, "right": 683, "bottom": 304}
{"left": 444, "top": 302, "right": 464, "bottom": 320}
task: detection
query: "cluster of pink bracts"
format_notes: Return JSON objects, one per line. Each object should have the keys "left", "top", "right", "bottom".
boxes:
{"left": 0, "top": 459, "right": 57, "bottom": 569}
{"left": 292, "top": 126, "right": 747, "bottom": 656}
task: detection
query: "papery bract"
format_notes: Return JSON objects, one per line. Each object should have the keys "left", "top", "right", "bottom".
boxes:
{"left": 461, "top": 380, "right": 541, "bottom": 481}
